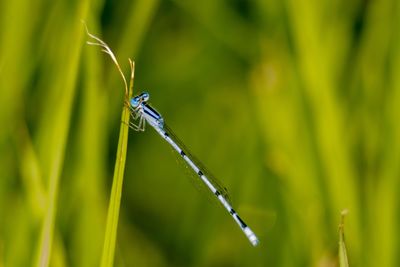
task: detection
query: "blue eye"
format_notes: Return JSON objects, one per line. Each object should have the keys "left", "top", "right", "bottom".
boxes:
{"left": 141, "top": 92, "right": 150, "bottom": 102}
{"left": 131, "top": 92, "right": 150, "bottom": 108}
{"left": 130, "top": 97, "right": 140, "bottom": 108}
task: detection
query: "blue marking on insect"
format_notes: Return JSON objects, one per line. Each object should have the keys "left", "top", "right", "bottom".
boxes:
{"left": 130, "top": 92, "right": 164, "bottom": 129}
{"left": 130, "top": 92, "right": 149, "bottom": 108}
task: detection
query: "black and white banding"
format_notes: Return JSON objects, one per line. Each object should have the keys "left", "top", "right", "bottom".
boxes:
{"left": 234, "top": 213, "right": 248, "bottom": 229}
{"left": 134, "top": 96, "right": 260, "bottom": 246}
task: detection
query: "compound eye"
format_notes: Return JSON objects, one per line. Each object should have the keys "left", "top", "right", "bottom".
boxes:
{"left": 130, "top": 96, "right": 140, "bottom": 108}
{"left": 141, "top": 92, "right": 150, "bottom": 102}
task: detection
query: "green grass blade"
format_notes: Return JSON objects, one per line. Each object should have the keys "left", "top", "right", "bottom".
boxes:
{"left": 69, "top": 25, "right": 108, "bottom": 267}
{"left": 34, "top": 4, "right": 89, "bottom": 266}
{"left": 339, "top": 210, "right": 349, "bottom": 267}
{"left": 100, "top": 61, "right": 134, "bottom": 267}
{"left": 15, "top": 122, "right": 46, "bottom": 220}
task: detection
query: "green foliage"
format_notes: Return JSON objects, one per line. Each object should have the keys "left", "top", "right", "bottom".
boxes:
{"left": 100, "top": 75, "right": 132, "bottom": 267}
{"left": 1, "top": 0, "right": 399, "bottom": 266}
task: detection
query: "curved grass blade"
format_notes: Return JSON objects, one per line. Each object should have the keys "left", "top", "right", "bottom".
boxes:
{"left": 101, "top": 66, "right": 134, "bottom": 267}
{"left": 85, "top": 27, "right": 135, "bottom": 267}
{"left": 101, "top": 60, "right": 134, "bottom": 267}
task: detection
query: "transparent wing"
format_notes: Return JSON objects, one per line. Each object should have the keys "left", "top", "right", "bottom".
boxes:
{"left": 163, "top": 123, "right": 232, "bottom": 204}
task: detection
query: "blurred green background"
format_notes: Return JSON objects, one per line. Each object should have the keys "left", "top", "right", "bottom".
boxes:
{"left": 1, "top": 0, "right": 399, "bottom": 266}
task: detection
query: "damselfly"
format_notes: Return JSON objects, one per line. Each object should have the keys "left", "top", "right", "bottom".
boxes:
{"left": 129, "top": 92, "right": 259, "bottom": 246}
{"left": 84, "top": 26, "right": 259, "bottom": 246}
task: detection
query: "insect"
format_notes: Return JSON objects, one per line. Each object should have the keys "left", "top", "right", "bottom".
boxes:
{"left": 129, "top": 92, "right": 259, "bottom": 246}
{"left": 85, "top": 25, "right": 259, "bottom": 246}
